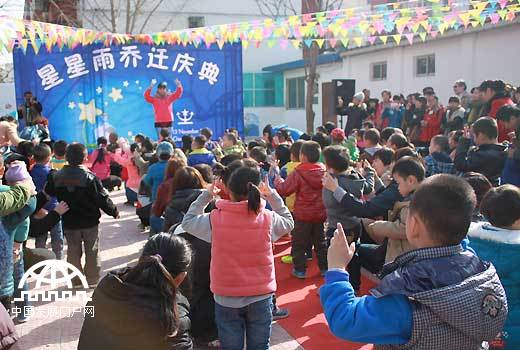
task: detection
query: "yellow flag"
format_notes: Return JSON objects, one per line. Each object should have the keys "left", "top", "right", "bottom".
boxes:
{"left": 392, "top": 34, "right": 402, "bottom": 45}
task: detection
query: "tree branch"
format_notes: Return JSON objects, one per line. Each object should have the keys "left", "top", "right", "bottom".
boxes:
{"left": 109, "top": 0, "right": 117, "bottom": 32}
{"left": 138, "top": 0, "right": 166, "bottom": 33}
{"left": 84, "top": 0, "right": 113, "bottom": 30}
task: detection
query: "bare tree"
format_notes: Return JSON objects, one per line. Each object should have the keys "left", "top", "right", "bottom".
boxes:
{"left": 80, "top": 0, "right": 190, "bottom": 34}
{"left": 0, "top": 64, "right": 13, "bottom": 83}
{"left": 256, "top": 0, "right": 344, "bottom": 133}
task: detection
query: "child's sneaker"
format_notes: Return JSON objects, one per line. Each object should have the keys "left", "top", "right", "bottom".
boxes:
{"left": 281, "top": 255, "right": 293, "bottom": 264}
{"left": 292, "top": 269, "right": 306, "bottom": 279}
{"left": 272, "top": 306, "right": 290, "bottom": 320}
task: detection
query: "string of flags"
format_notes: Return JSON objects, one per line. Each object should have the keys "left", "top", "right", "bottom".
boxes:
{"left": 0, "top": 0, "right": 519, "bottom": 54}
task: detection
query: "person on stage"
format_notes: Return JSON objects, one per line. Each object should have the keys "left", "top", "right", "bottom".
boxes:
{"left": 144, "top": 79, "right": 183, "bottom": 139}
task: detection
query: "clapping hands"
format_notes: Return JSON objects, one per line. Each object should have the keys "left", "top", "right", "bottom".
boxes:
{"left": 252, "top": 175, "right": 275, "bottom": 200}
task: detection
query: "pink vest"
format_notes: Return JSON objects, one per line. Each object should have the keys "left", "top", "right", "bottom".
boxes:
{"left": 209, "top": 200, "right": 276, "bottom": 297}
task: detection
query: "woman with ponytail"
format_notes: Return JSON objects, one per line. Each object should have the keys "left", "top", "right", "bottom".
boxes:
{"left": 182, "top": 165, "right": 294, "bottom": 349}
{"left": 89, "top": 136, "right": 122, "bottom": 191}
{"left": 78, "top": 233, "right": 193, "bottom": 350}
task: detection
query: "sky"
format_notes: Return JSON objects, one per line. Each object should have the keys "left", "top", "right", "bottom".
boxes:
{"left": 0, "top": 0, "right": 25, "bottom": 65}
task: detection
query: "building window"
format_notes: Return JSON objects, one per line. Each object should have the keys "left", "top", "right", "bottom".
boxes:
{"left": 243, "top": 73, "right": 284, "bottom": 108}
{"left": 287, "top": 77, "right": 306, "bottom": 109}
{"left": 34, "top": 0, "right": 50, "bottom": 11}
{"left": 371, "top": 61, "right": 387, "bottom": 80}
{"left": 188, "top": 16, "right": 205, "bottom": 28}
{"left": 415, "top": 54, "right": 435, "bottom": 77}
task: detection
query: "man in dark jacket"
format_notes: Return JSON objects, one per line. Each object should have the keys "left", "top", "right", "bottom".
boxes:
{"left": 343, "top": 92, "right": 369, "bottom": 136}
{"left": 276, "top": 141, "right": 327, "bottom": 279}
{"left": 454, "top": 117, "right": 507, "bottom": 186}
{"left": 45, "top": 143, "right": 119, "bottom": 287}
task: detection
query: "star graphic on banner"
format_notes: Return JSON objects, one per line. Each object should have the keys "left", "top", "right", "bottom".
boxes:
{"left": 108, "top": 87, "right": 123, "bottom": 102}
{"left": 104, "top": 101, "right": 108, "bottom": 106}
{"left": 135, "top": 80, "right": 140, "bottom": 85}
{"left": 78, "top": 100, "right": 102, "bottom": 125}
{"left": 96, "top": 86, "right": 102, "bottom": 94}
{"left": 123, "top": 81, "right": 129, "bottom": 87}
{"left": 151, "top": 79, "right": 157, "bottom": 85}
{"left": 139, "top": 87, "right": 142, "bottom": 90}
{"left": 68, "top": 102, "right": 76, "bottom": 109}
{"left": 78, "top": 92, "right": 83, "bottom": 97}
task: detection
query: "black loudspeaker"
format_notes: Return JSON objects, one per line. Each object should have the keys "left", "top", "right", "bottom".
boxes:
{"left": 333, "top": 79, "right": 356, "bottom": 106}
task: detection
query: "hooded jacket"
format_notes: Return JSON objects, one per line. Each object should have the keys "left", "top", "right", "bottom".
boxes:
{"left": 419, "top": 106, "right": 444, "bottom": 143}
{"left": 78, "top": 270, "right": 192, "bottom": 350}
{"left": 187, "top": 148, "right": 216, "bottom": 167}
{"left": 276, "top": 162, "right": 326, "bottom": 223}
{"left": 468, "top": 222, "right": 520, "bottom": 349}
{"left": 322, "top": 169, "right": 374, "bottom": 231}
{"left": 484, "top": 93, "right": 514, "bottom": 142}
{"left": 321, "top": 245, "right": 508, "bottom": 349}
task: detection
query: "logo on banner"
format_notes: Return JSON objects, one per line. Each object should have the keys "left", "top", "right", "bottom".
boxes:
{"left": 177, "top": 108, "right": 195, "bottom": 125}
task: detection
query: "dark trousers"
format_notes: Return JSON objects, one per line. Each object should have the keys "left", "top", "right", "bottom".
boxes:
{"left": 292, "top": 220, "right": 327, "bottom": 273}
{"left": 101, "top": 176, "right": 122, "bottom": 191}
{"left": 348, "top": 223, "right": 387, "bottom": 291}
{"left": 64, "top": 225, "right": 100, "bottom": 285}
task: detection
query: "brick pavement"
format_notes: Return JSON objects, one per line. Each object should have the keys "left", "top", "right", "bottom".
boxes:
{"left": 11, "top": 190, "right": 302, "bottom": 350}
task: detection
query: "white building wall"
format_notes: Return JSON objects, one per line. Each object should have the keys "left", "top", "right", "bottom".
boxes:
{"left": 257, "top": 23, "right": 520, "bottom": 132}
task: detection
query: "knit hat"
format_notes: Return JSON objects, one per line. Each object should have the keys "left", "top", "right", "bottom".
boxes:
{"left": 156, "top": 141, "right": 174, "bottom": 156}
{"left": 5, "top": 162, "right": 31, "bottom": 184}
{"left": 353, "top": 92, "right": 365, "bottom": 101}
{"left": 330, "top": 128, "right": 346, "bottom": 141}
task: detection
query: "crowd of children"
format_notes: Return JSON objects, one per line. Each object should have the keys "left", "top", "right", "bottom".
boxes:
{"left": 0, "top": 78, "right": 519, "bottom": 350}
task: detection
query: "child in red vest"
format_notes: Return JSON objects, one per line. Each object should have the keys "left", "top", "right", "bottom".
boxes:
{"left": 275, "top": 140, "right": 328, "bottom": 279}
{"left": 182, "top": 165, "right": 294, "bottom": 349}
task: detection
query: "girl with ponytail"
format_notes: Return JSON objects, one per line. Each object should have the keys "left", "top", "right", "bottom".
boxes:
{"left": 182, "top": 164, "right": 294, "bottom": 349}
{"left": 89, "top": 136, "right": 122, "bottom": 191}
{"left": 78, "top": 233, "right": 193, "bottom": 350}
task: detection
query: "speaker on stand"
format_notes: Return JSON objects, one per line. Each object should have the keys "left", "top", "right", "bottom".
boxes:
{"left": 333, "top": 79, "right": 355, "bottom": 129}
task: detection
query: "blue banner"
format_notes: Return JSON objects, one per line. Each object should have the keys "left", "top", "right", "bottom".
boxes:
{"left": 13, "top": 42, "right": 243, "bottom": 147}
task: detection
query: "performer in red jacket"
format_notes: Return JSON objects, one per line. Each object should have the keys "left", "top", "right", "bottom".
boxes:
{"left": 144, "top": 79, "right": 183, "bottom": 139}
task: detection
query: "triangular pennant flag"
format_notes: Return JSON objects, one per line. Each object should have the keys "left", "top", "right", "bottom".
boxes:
{"left": 267, "top": 39, "right": 276, "bottom": 48}
{"left": 405, "top": 33, "right": 414, "bottom": 45}
{"left": 353, "top": 37, "right": 363, "bottom": 47}
{"left": 217, "top": 39, "right": 225, "bottom": 49}
{"left": 419, "top": 32, "right": 427, "bottom": 41}
{"left": 279, "top": 39, "right": 289, "bottom": 49}
{"left": 20, "top": 39, "right": 28, "bottom": 54}
{"left": 392, "top": 34, "right": 402, "bottom": 45}
{"left": 291, "top": 39, "right": 300, "bottom": 49}
{"left": 340, "top": 38, "right": 349, "bottom": 47}
{"left": 241, "top": 39, "right": 249, "bottom": 49}
{"left": 303, "top": 39, "right": 313, "bottom": 48}
{"left": 430, "top": 30, "right": 438, "bottom": 39}
{"left": 506, "top": 10, "right": 516, "bottom": 21}
{"left": 315, "top": 39, "right": 325, "bottom": 48}
{"left": 367, "top": 36, "right": 376, "bottom": 45}
{"left": 328, "top": 38, "right": 337, "bottom": 48}
{"left": 380, "top": 35, "right": 388, "bottom": 44}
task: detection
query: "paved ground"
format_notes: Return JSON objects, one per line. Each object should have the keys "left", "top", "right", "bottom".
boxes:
{"left": 11, "top": 189, "right": 302, "bottom": 350}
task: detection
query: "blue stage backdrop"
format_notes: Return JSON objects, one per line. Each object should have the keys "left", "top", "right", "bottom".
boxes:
{"left": 13, "top": 42, "right": 243, "bottom": 147}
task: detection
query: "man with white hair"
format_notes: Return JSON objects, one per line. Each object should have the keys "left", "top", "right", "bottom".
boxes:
{"left": 453, "top": 79, "right": 472, "bottom": 109}
{"left": 344, "top": 91, "right": 368, "bottom": 136}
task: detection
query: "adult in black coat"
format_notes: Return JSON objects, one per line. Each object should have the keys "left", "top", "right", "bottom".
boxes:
{"left": 344, "top": 93, "right": 369, "bottom": 136}
{"left": 78, "top": 234, "right": 193, "bottom": 350}
{"left": 454, "top": 117, "right": 507, "bottom": 186}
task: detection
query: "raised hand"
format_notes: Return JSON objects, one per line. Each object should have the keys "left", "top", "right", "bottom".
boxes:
{"left": 322, "top": 172, "right": 339, "bottom": 192}
{"left": 175, "top": 79, "right": 182, "bottom": 88}
{"left": 328, "top": 223, "right": 356, "bottom": 270}
{"left": 207, "top": 182, "right": 221, "bottom": 197}
{"left": 255, "top": 175, "right": 274, "bottom": 200}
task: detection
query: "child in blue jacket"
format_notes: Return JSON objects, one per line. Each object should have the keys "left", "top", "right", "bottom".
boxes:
{"left": 321, "top": 174, "right": 508, "bottom": 349}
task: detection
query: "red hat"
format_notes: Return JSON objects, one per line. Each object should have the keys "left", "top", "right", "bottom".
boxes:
{"left": 330, "top": 128, "right": 345, "bottom": 141}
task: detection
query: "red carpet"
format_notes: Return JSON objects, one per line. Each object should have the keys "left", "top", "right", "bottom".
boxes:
{"left": 274, "top": 237, "right": 375, "bottom": 350}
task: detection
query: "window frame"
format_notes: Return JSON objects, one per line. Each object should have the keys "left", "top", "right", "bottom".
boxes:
{"left": 187, "top": 16, "right": 205, "bottom": 28}
{"left": 370, "top": 61, "right": 387, "bottom": 81}
{"left": 414, "top": 54, "right": 435, "bottom": 77}
{"left": 244, "top": 73, "right": 283, "bottom": 108}
{"left": 286, "top": 77, "right": 306, "bottom": 110}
